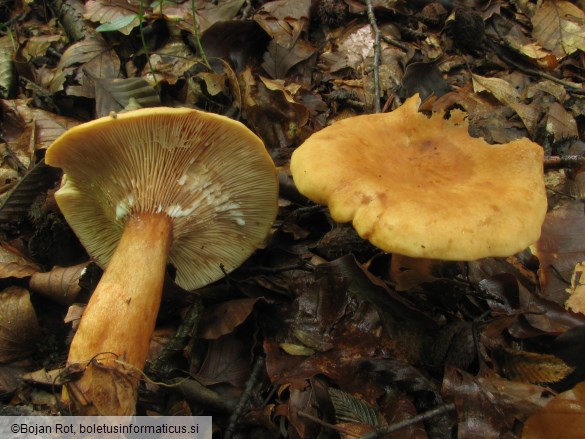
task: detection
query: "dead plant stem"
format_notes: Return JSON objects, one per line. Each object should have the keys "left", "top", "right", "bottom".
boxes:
{"left": 365, "top": 0, "right": 382, "bottom": 113}
{"left": 359, "top": 403, "right": 456, "bottom": 439}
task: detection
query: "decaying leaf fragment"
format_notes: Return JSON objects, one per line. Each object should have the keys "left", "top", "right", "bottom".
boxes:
{"left": 0, "top": 287, "right": 41, "bottom": 363}
{"left": 566, "top": 261, "right": 585, "bottom": 314}
{"left": 523, "top": 381, "right": 585, "bottom": 438}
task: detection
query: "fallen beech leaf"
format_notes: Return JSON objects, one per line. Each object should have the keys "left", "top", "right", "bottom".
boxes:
{"left": 442, "top": 367, "right": 515, "bottom": 438}
{"left": 0, "top": 360, "right": 31, "bottom": 395}
{"left": 522, "top": 381, "right": 585, "bottom": 438}
{"left": 0, "top": 159, "right": 62, "bottom": 225}
{"left": 160, "top": 0, "right": 245, "bottom": 34}
{"left": 544, "top": 102, "right": 579, "bottom": 143}
{"left": 94, "top": 78, "right": 160, "bottom": 117}
{"left": 566, "top": 261, "right": 585, "bottom": 314}
{"left": 0, "top": 242, "right": 39, "bottom": 279}
{"left": 389, "top": 254, "right": 442, "bottom": 291}
{"left": 240, "top": 68, "right": 309, "bottom": 149}
{"left": 0, "top": 287, "right": 41, "bottom": 363}
{"left": 262, "top": 39, "right": 316, "bottom": 79}
{"left": 29, "top": 263, "right": 88, "bottom": 305}
{"left": 496, "top": 347, "right": 575, "bottom": 384}
{"left": 532, "top": 0, "right": 585, "bottom": 59}
{"left": 21, "top": 367, "right": 66, "bottom": 387}
{"left": 472, "top": 73, "right": 539, "bottom": 134}
{"left": 64, "top": 303, "right": 85, "bottom": 331}
{"left": 194, "top": 331, "right": 252, "bottom": 387}
{"left": 535, "top": 199, "right": 585, "bottom": 305}
{"left": 198, "top": 298, "right": 260, "bottom": 340}
{"left": 0, "top": 262, "right": 38, "bottom": 279}
{"left": 50, "top": 37, "right": 120, "bottom": 94}
{"left": 84, "top": 0, "right": 140, "bottom": 36}
{"left": 144, "top": 37, "right": 197, "bottom": 85}
{"left": 477, "top": 375, "right": 552, "bottom": 419}
{"left": 329, "top": 387, "right": 381, "bottom": 426}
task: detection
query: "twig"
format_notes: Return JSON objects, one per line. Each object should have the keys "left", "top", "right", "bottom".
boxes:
{"left": 190, "top": 0, "right": 213, "bottom": 70}
{"left": 224, "top": 355, "right": 266, "bottom": 439}
{"left": 297, "top": 411, "right": 355, "bottom": 434}
{"left": 381, "top": 34, "right": 409, "bottom": 52}
{"left": 358, "top": 403, "right": 456, "bottom": 439}
{"left": 138, "top": 0, "right": 157, "bottom": 84}
{"left": 488, "top": 23, "right": 585, "bottom": 93}
{"left": 147, "top": 297, "right": 203, "bottom": 378}
{"left": 544, "top": 155, "right": 585, "bottom": 169}
{"left": 176, "top": 378, "right": 237, "bottom": 412}
{"left": 365, "top": 0, "right": 381, "bottom": 113}
{"left": 50, "top": 0, "right": 101, "bottom": 42}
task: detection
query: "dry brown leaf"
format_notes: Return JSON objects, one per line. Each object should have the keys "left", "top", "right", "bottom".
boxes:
{"left": 29, "top": 263, "right": 87, "bottom": 305}
{"left": 497, "top": 347, "right": 575, "bottom": 384}
{"left": 240, "top": 68, "right": 309, "bottom": 149}
{"left": 198, "top": 298, "right": 260, "bottom": 340}
{"left": 84, "top": 0, "right": 140, "bottom": 36}
{"left": 389, "top": 254, "right": 442, "bottom": 291}
{"left": 442, "top": 367, "right": 516, "bottom": 438}
{"left": 471, "top": 73, "right": 539, "bottom": 135}
{"left": 532, "top": 0, "right": 585, "bottom": 59}
{"left": 160, "top": 0, "right": 246, "bottom": 34}
{"left": 566, "top": 261, "right": 585, "bottom": 314}
{"left": 64, "top": 303, "right": 85, "bottom": 332}
{"left": 21, "top": 367, "right": 66, "bottom": 387}
{"left": 255, "top": 0, "right": 310, "bottom": 45}
{"left": 544, "top": 102, "right": 579, "bottom": 143}
{"left": 194, "top": 332, "right": 252, "bottom": 387}
{"left": 144, "top": 37, "right": 197, "bottom": 85}
{"left": 0, "top": 262, "right": 38, "bottom": 279}
{"left": 262, "top": 39, "right": 316, "bottom": 79}
{"left": 535, "top": 199, "right": 585, "bottom": 305}
{"left": 477, "top": 375, "right": 552, "bottom": 419}
{"left": 0, "top": 360, "right": 31, "bottom": 395}
{"left": 522, "top": 381, "right": 585, "bottom": 438}
{"left": 22, "top": 35, "right": 66, "bottom": 60}
{"left": 50, "top": 37, "right": 120, "bottom": 95}
{"left": 0, "top": 242, "right": 39, "bottom": 279}
{"left": 0, "top": 287, "right": 41, "bottom": 363}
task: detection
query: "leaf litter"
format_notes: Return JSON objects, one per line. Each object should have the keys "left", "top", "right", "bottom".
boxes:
{"left": 1, "top": 0, "right": 585, "bottom": 437}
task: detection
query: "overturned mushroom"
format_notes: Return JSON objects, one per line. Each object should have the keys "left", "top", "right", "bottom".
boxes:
{"left": 45, "top": 108, "right": 278, "bottom": 415}
{"left": 290, "top": 95, "right": 547, "bottom": 260}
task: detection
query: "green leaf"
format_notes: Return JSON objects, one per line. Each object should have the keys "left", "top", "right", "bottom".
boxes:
{"left": 96, "top": 14, "right": 138, "bottom": 33}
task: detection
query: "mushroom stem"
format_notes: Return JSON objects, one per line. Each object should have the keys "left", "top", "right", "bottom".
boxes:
{"left": 62, "top": 213, "right": 172, "bottom": 415}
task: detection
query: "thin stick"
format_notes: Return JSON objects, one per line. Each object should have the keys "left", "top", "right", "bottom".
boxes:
{"left": 224, "top": 355, "right": 266, "bottom": 439}
{"left": 138, "top": 0, "right": 157, "bottom": 84}
{"left": 365, "top": 0, "right": 381, "bottom": 113}
{"left": 544, "top": 155, "right": 585, "bottom": 169}
{"left": 190, "top": 0, "right": 212, "bottom": 70}
{"left": 359, "top": 403, "right": 456, "bottom": 439}
{"left": 296, "top": 411, "right": 354, "bottom": 434}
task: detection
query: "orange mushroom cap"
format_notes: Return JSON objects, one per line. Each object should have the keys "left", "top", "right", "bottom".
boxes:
{"left": 46, "top": 107, "right": 278, "bottom": 289}
{"left": 290, "top": 95, "right": 547, "bottom": 260}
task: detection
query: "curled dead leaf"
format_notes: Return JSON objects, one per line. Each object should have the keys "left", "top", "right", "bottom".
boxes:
{"left": 0, "top": 287, "right": 41, "bottom": 363}
{"left": 522, "top": 381, "right": 585, "bottom": 438}
{"left": 29, "top": 263, "right": 88, "bottom": 305}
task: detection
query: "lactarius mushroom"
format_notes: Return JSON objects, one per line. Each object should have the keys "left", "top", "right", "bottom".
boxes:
{"left": 45, "top": 108, "right": 278, "bottom": 415}
{"left": 290, "top": 94, "right": 547, "bottom": 260}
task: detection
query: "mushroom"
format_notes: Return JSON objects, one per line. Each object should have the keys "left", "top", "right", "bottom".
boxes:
{"left": 45, "top": 108, "right": 278, "bottom": 415}
{"left": 290, "top": 94, "right": 547, "bottom": 260}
